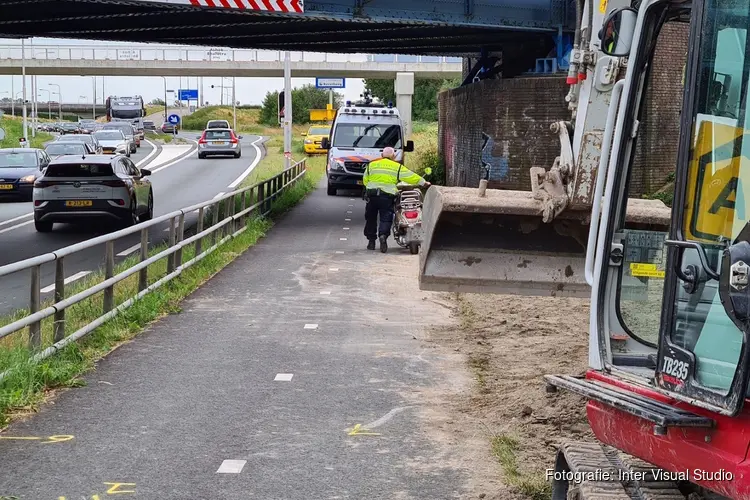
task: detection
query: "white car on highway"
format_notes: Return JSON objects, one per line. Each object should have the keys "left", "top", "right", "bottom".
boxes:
{"left": 93, "top": 130, "right": 131, "bottom": 157}
{"left": 33, "top": 154, "right": 153, "bottom": 232}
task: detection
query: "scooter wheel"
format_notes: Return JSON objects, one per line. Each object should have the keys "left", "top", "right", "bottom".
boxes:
{"left": 409, "top": 242, "right": 419, "bottom": 255}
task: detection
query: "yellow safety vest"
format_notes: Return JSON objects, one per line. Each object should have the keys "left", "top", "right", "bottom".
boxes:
{"left": 363, "top": 158, "right": 424, "bottom": 195}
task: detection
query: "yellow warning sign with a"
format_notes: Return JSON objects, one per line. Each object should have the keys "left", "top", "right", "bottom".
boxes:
{"left": 630, "top": 263, "right": 665, "bottom": 279}
{"left": 599, "top": 0, "right": 608, "bottom": 13}
{"left": 684, "top": 119, "right": 750, "bottom": 244}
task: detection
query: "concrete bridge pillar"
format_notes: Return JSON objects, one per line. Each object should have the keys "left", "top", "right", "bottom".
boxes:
{"left": 395, "top": 72, "right": 414, "bottom": 140}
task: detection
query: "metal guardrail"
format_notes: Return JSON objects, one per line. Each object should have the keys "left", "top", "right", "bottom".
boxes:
{"left": 0, "top": 45, "right": 461, "bottom": 64}
{"left": 0, "top": 159, "right": 307, "bottom": 379}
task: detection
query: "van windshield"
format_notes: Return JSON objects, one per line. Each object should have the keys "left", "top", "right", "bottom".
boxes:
{"left": 332, "top": 123, "right": 402, "bottom": 149}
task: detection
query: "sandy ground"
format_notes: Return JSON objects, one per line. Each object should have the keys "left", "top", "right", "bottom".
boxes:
{"left": 378, "top": 251, "right": 593, "bottom": 500}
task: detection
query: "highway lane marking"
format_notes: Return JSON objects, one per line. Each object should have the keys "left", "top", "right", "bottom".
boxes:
{"left": 40, "top": 271, "right": 92, "bottom": 293}
{"left": 148, "top": 140, "right": 198, "bottom": 174}
{"left": 304, "top": 324, "right": 318, "bottom": 329}
{"left": 320, "top": 291, "right": 331, "bottom": 295}
{"left": 0, "top": 219, "right": 33, "bottom": 235}
{"left": 227, "top": 136, "right": 264, "bottom": 189}
{"left": 346, "top": 211, "right": 352, "bottom": 214}
{"left": 348, "top": 204, "right": 353, "bottom": 207}
{"left": 0, "top": 211, "right": 33, "bottom": 228}
{"left": 135, "top": 139, "right": 159, "bottom": 167}
{"left": 116, "top": 244, "right": 141, "bottom": 257}
{"left": 329, "top": 268, "right": 339, "bottom": 272}
{"left": 217, "top": 459, "right": 247, "bottom": 474}
{"left": 335, "top": 251, "right": 344, "bottom": 254}
{"left": 274, "top": 373, "right": 294, "bottom": 381}
{"left": 345, "top": 218, "right": 351, "bottom": 222}
{"left": 213, "top": 192, "right": 225, "bottom": 199}
{"left": 340, "top": 238, "right": 347, "bottom": 241}
{"left": 343, "top": 227, "right": 350, "bottom": 230}
{"left": 0, "top": 434, "right": 74, "bottom": 443}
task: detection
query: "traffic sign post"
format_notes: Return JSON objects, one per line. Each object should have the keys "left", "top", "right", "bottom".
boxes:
{"left": 178, "top": 89, "right": 198, "bottom": 101}
{"left": 168, "top": 113, "right": 180, "bottom": 136}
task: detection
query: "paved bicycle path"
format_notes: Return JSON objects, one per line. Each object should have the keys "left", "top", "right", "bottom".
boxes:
{"left": 0, "top": 181, "right": 469, "bottom": 499}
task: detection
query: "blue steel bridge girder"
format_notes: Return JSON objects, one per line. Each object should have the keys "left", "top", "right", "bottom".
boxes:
{"left": 306, "top": 0, "right": 575, "bottom": 30}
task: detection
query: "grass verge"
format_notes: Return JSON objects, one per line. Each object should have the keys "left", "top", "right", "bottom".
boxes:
{"left": 491, "top": 435, "right": 552, "bottom": 500}
{"left": 181, "top": 106, "right": 261, "bottom": 132}
{"left": 0, "top": 145, "right": 324, "bottom": 428}
{"left": 1, "top": 116, "right": 53, "bottom": 149}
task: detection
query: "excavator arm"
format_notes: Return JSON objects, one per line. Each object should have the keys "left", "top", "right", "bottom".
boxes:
{"left": 418, "top": 0, "right": 672, "bottom": 296}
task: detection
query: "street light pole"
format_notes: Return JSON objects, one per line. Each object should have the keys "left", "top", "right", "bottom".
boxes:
{"left": 38, "top": 88, "right": 50, "bottom": 120}
{"left": 21, "top": 38, "right": 28, "bottom": 143}
{"left": 232, "top": 77, "right": 236, "bottom": 131}
{"left": 92, "top": 76, "right": 96, "bottom": 120}
{"left": 49, "top": 83, "right": 62, "bottom": 120}
{"left": 161, "top": 76, "right": 168, "bottom": 121}
{"left": 283, "top": 51, "right": 292, "bottom": 169}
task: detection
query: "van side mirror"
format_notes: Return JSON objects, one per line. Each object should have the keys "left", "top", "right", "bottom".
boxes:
{"left": 599, "top": 7, "right": 638, "bottom": 57}
{"left": 321, "top": 137, "right": 330, "bottom": 150}
{"left": 140, "top": 169, "right": 152, "bottom": 177}
{"left": 404, "top": 140, "right": 415, "bottom": 153}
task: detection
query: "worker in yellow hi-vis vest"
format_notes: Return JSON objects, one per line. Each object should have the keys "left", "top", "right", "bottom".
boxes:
{"left": 363, "top": 147, "right": 430, "bottom": 253}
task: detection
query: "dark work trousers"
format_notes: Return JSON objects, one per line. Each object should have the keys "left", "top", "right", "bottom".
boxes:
{"left": 364, "top": 193, "right": 395, "bottom": 241}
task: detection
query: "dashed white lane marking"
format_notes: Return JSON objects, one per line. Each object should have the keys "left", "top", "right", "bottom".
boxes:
{"left": 348, "top": 204, "right": 353, "bottom": 207}
{"left": 0, "top": 219, "right": 33, "bottom": 235}
{"left": 116, "top": 243, "right": 141, "bottom": 257}
{"left": 40, "top": 270, "right": 92, "bottom": 294}
{"left": 343, "top": 227, "right": 350, "bottom": 230}
{"left": 274, "top": 373, "right": 294, "bottom": 381}
{"left": 304, "top": 324, "right": 318, "bottom": 330}
{"left": 346, "top": 211, "right": 352, "bottom": 214}
{"left": 335, "top": 251, "right": 344, "bottom": 254}
{"left": 350, "top": 198, "right": 355, "bottom": 201}
{"left": 227, "top": 137, "right": 264, "bottom": 188}
{"left": 339, "top": 238, "right": 347, "bottom": 241}
{"left": 329, "top": 268, "right": 339, "bottom": 272}
{"left": 0, "top": 212, "right": 33, "bottom": 228}
{"left": 213, "top": 192, "right": 225, "bottom": 199}
{"left": 320, "top": 291, "right": 331, "bottom": 295}
{"left": 345, "top": 218, "right": 351, "bottom": 222}
{"left": 216, "top": 460, "right": 247, "bottom": 474}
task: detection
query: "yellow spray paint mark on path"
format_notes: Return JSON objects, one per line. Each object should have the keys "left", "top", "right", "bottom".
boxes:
{"left": 347, "top": 424, "right": 380, "bottom": 436}
{"left": 0, "top": 434, "right": 74, "bottom": 444}
{"left": 104, "top": 483, "right": 136, "bottom": 494}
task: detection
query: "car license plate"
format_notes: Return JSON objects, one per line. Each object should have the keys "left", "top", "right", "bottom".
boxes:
{"left": 356, "top": 180, "right": 363, "bottom": 185}
{"left": 65, "top": 200, "right": 93, "bottom": 207}
{"left": 213, "top": 141, "right": 226, "bottom": 146}
{"left": 0, "top": 184, "right": 14, "bottom": 190}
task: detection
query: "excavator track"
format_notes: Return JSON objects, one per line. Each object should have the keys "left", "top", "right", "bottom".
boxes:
{"left": 553, "top": 441, "right": 688, "bottom": 500}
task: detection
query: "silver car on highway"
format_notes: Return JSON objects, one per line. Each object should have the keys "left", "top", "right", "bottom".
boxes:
{"left": 197, "top": 128, "right": 243, "bottom": 159}
{"left": 93, "top": 130, "right": 131, "bottom": 157}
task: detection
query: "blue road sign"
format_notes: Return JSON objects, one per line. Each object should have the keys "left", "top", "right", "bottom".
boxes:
{"left": 315, "top": 78, "right": 345, "bottom": 89}
{"left": 179, "top": 89, "right": 199, "bottom": 100}
{"left": 168, "top": 114, "right": 181, "bottom": 125}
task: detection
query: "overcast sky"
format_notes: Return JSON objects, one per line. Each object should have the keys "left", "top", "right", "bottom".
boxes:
{"left": 0, "top": 37, "right": 368, "bottom": 106}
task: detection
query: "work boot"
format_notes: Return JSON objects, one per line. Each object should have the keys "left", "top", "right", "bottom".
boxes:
{"left": 379, "top": 235, "right": 388, "bottom": 253}
{"left": 367, "top": 240, "right": 376, "bottom": 251}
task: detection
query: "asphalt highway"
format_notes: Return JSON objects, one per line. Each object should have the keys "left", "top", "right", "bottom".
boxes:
{"left": 0, "top": 135, "right": 265, "bottom": 315}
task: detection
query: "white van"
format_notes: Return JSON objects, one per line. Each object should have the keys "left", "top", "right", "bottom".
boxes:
{"left": 322, "top": 102, "right": 413, "bottom": 196}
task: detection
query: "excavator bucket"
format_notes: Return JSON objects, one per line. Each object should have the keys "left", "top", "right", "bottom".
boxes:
{"left": 418, "top": 186, "right": 671, "bottom": 297}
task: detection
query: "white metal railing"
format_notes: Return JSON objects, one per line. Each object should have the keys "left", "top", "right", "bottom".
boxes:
{"left": 0, "top": 159, "right": 306, "bottom": 381}
{"left": 0, "top": 45, "right": 462, "bottom": 65}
